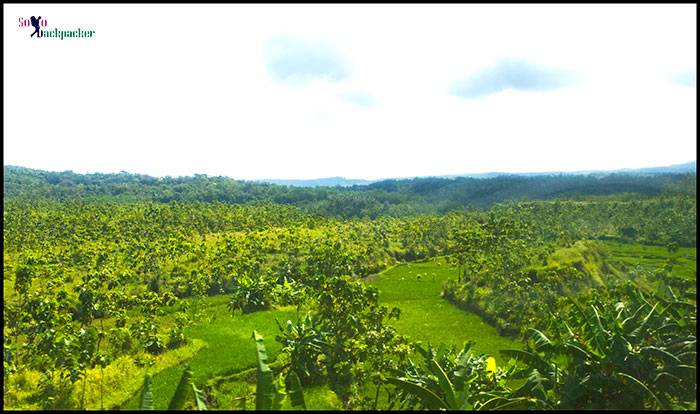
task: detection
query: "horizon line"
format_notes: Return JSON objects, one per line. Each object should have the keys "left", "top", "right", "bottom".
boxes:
{"left": 3, "top": 160, "right": 696, "bottom": 183}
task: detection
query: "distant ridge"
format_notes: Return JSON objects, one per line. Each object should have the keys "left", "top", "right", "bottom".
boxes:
{"left": 258, "top": 177, "right": 374, "bottom": 187}
{"left": 446, "top": 161, "right": 697, "bottom": 179}
{"left": 255, "top": 161, "right": 696, "bottom": 187}
{"left": 3, "top": 161, "right": 695, "bottom": 189}
{"left": 4, "top": 162, "right": 694, "bottom": 210}
{"left": 615, "top": 161, "right": 696, "bottom": 174}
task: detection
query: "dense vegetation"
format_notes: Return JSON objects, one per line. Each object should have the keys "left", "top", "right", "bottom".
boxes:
{"left": 4, "top": 165, "right": 695, "bottom": 216}
{"left": 3, "top": 166, "right": 696, "bottom": 410}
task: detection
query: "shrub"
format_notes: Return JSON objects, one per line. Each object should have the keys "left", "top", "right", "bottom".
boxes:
{"left": 227, "top": 275, "right": 275, "bottom": 315}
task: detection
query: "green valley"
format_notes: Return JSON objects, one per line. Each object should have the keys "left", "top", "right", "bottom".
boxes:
{"left": 3, "top": 167, "right": 696, "bottom": 411}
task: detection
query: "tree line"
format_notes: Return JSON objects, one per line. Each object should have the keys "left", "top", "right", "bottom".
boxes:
{"left": 4, "top": 165, "right": 695, "bottom": 217}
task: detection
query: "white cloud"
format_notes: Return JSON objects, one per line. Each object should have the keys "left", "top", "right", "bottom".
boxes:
{"left": 3, "top": 4, "right": 696, "bottom": 180}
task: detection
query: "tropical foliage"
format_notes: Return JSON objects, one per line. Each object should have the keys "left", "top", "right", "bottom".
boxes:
{"left": 3, "top": 167, "right": 696, "bottom": 410}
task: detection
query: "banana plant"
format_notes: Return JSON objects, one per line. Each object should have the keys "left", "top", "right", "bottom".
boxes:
{"left": 274, "top": 313, "right": 329, "bottom": 384}
{"left": 139, "top": 365, "right": 207, "bottom": 410}
{"left": 252, "top": 330, "right": 306, "bottom": 411}
{"left": 499, "top": 288, "right": 697, "bottom": 410}
{"left": 139, "top": 374, "right": 154, "bottom": 410}
{"left": 386, "top": 342, "right": 511, "bottom": 410}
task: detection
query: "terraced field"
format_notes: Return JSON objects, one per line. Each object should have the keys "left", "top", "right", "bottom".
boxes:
{"left": 600, "top": 240, "right": 696, "bottom": 280}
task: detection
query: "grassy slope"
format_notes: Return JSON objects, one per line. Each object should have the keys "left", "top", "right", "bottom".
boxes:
{"left": 122, "top": 303, "right": 301, "bottom": 410}
{"left": 521, "top": 240, "right": 614, "bottom": 289}
{"left": 367, "top": 257, "right": 522, "bottom": 360}
{"left": 600, "top": 240, "right": 696, "bottom": 280}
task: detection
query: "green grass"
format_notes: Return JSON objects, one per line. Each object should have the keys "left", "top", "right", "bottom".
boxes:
{"left": 362, "top": 257, "right": 525, "bottom": 408}
{"left": 210, "top": 379, "right": 343, "bottom": 411}
{"left": 4, "top": 339, "right": 207, "bottom": 411}
{"left": 367, "top": 257, "right": 522, "bottom": 360}
{"left": 600, "top": 240, "right": 696, "bottom": 280}
{"left": 122, "top": 301, "right": 302, "bottom": 410}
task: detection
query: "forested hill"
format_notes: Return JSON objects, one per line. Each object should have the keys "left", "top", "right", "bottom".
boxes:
{"left": 3, "top": 165, "right": 696, "bottom": 217}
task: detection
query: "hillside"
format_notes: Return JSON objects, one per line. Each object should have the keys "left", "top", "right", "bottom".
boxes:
{"left": 3, "top": 165, "right": 696, "bottom": 217}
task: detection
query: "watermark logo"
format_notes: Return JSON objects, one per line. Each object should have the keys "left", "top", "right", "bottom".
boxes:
{"left": 19, "top": 16, "right": 95, "bottom": 39}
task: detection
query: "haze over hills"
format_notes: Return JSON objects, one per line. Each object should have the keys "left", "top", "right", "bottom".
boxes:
{"left": 256, "top": 161, "right": 697, "bottom": 187}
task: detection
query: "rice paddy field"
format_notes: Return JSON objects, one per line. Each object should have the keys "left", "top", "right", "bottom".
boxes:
{"left": 119, "top": 256, "right": 522, "bottom": 410}
{"left": 600, "top": 240, "right": 696, "bottom": 280}
{"left": 367, "top": 257, "right": 521, "bottom": 359}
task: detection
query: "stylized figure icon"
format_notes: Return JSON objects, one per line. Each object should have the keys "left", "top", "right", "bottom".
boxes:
{"left": 30, "top": 16, "right": 41, "bottom": 38}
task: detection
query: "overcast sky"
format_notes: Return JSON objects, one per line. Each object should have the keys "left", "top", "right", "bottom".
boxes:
{"left": 4, "top": 4, "right": 697, "bottom": 180}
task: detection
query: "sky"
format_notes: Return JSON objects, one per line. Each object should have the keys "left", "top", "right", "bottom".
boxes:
{"left": 3, "top": 4, "right": 697, "bottom": 180}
